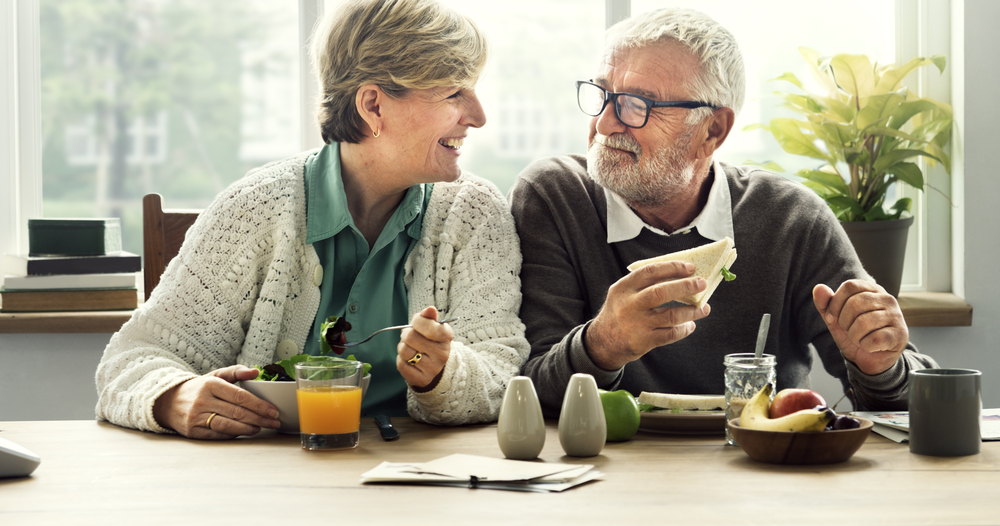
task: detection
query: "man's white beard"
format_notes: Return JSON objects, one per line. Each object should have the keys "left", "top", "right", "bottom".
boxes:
{"left": 586, "top": 130, "right": 695, "bottom": 208}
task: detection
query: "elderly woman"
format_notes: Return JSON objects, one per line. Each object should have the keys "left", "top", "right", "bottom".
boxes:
{"left": 95, "top": 0, "right": 528, "bottom": 439}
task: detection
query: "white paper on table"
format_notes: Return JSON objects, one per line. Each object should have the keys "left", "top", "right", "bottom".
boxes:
{"left": 853, "top": 408, "right": 1000, "bottom": 441}
{"left": 414, "top": 453, "right": 589, "bottom": 482}
{"left": 359, "top": 454, "right": 602, "bottom": 493}
{"left": 871, "top": 423, "right": 909, "bottom": 443}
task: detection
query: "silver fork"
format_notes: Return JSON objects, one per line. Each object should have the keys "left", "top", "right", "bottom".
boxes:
{"left": 338, "top": 317, "right": 460, "bottom": 348}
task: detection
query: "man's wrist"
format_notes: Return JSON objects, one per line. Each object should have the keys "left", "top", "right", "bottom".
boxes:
{"left": 576, "top": 322, "right": 625, "bottom": 382}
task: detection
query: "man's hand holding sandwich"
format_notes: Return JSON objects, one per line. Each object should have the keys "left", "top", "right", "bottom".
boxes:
{"left": 585, "top": 260, "right": 711, "bottom": 371}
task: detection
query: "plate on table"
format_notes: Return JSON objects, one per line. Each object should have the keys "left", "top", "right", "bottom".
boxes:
{"left": 638, "top": 410, "right": 727, "bottom": 435}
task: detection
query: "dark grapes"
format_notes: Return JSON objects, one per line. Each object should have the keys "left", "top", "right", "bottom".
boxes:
{"left": 832, "top": 415, "right": 861, "bottom": 430}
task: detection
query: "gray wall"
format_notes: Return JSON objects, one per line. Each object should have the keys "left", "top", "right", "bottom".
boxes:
{"left": 0, "top": 333, "right": 110, "bottom": 420}
{"left": 906, "top": 0, "right": 1000, "bottom": 409}
{"left": 2, "top": 1, "right": 998, "bottom": 422}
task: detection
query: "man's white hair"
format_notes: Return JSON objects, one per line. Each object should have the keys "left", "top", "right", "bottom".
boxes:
{"left": 606, "top": 8, "right": 745, "bottom": 125}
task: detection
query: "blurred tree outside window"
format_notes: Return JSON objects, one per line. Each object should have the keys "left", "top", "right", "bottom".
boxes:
{"left": 39, "top": 0, "right": 895, "bottom": 258}
{"left": 40, "top": 0, "right": 300, "bottom": 257}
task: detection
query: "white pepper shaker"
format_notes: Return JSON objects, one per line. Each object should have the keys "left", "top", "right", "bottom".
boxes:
{"left": 497, "top": 376, "right": 546, "bottom": 460}
{"left": 558, "top": 373, "right": 606, "bottom": 457}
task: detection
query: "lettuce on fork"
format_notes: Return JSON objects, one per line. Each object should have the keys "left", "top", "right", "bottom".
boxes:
{"left": 253, "top": 315, "right": 371, "bottom": 381}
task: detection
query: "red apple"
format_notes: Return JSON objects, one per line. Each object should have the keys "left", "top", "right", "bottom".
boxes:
{"left": 768, "top": 388, "right": 827, "bottom": 419}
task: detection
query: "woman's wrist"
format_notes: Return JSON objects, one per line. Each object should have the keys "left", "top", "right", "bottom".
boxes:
{"left": 410, "top": 369, "right": 445, "bottom": 393}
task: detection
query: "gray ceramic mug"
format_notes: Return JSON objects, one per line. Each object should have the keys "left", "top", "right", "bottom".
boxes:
{"left": 908, "top": 368, "right": 982, "bottom": 456}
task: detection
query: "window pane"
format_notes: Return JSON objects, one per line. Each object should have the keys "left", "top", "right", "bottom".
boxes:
{"left": 438, "top": 0, "right": 605, "bottom": 195}
{"left": 316, "top": 0, "right": 603, "bottom": 194}
{"left": 40, "top": 0, "right": 301, "bottom": 257}
{"left": 632, "top": 0, "right": 895, "bottom": 176}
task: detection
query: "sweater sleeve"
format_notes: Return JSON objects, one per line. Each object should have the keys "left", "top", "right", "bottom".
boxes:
{"left": 95, "top": 198, "right": 249, "bottom": 433}
{"left": 788, "top": 184, "right": 938, "bottom": 411}
{"left": 509, "top": 170, "right": 622, "bottom": 418}
{"left": 405, "top": 177, "right": 530, "bottom": 425}
{"left": 95, "top": 157, "right": 314, "bottom": 433}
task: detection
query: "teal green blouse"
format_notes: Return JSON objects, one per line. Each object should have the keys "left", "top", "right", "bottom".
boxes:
{"left": 302, "top": 143, "right": 430, "bottom": 417}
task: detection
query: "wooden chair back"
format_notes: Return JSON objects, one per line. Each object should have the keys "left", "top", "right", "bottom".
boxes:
{"left": 142, "top": 194, "right": 200, "bottom": 302}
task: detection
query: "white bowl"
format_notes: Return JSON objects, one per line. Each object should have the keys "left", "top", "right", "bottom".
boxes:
{"left": 241, "top": 374, "right": 370, "bottom": 434}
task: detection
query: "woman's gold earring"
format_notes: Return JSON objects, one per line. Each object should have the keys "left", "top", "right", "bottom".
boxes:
{"left": 373, "top": 128, "right": 380, "bottom": 138}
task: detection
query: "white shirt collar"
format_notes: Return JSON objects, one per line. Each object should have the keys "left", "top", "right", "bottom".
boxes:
{"left": 605, "top": 159, "right": 735, "bottom": 244}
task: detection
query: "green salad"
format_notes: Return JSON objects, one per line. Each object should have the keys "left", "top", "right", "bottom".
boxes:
{"left": 253, "top": 315, "right": 371, "bottom": 381}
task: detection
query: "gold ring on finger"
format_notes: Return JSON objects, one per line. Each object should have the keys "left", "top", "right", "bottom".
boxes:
{"left": 206, "top": 412, "right": 218, "bottom": 429}
{"left": 407, "top": 352, "right": 422, "bottom": 366}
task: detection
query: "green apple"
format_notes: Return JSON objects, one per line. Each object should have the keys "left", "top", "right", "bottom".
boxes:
{"left": 599, "top": 389, "right": 641, "bottom": 442}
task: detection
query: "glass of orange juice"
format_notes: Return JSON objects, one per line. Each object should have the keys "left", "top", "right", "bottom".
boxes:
{"left": 294, "top": 360, "right": 364, "bottom": 450}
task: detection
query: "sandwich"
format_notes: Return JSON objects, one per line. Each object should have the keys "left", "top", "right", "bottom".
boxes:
{"left": 637, "top": 392, "right": 726, "bottom": 413}
{"left": 626, "top": 236, "right": 737, "bottom": 309}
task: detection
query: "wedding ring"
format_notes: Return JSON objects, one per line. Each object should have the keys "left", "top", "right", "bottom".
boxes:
{"left": 407, "top": 353, "right": 422, "bottom": 365}
{"left": 206, "top": 412, "right": 218, "bottom": 429}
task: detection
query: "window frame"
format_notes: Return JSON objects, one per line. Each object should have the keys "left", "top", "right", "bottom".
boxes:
{"left": 1, "top": 0, "right": 961, "bottom": 296}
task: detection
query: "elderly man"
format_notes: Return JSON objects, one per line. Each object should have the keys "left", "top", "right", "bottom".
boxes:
{"left": 509, "top": 7, "right": 937, "bottom": 417}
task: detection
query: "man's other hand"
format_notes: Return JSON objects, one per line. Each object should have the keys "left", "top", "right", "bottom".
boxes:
{"left": 812, "top": 280, "right": 909, "bottom": 375}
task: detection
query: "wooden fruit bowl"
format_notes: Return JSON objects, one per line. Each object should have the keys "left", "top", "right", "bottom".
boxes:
{"left": 728, "top": 417, "right": 873, "bottom": 465}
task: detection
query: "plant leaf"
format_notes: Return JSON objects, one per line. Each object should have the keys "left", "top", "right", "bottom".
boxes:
{"left": 874, "top": 55, "right": 947, "bottom": 94}
{"left": 885, "top": 162, "right": 924, "bottom": 190}
{"left": 857, "top": 93, "right": 905, "bottom": 130}
{"left": 802, "top": 180, "right": 837, "bottom": 199}
{"left": 743, "top": 160, "right": 786, "bottom": 172}
{"left": 769, "top": 118, "right": 833, "bottom": 161}
{"left": 872, "top": 148, "right": 943, "bottom": 174}
{"left": 889, "top": 197, "right": 913, "bottom": 218}
{"left": 799, "top": 47, "right": 840, "bottom": 95}
{"left": 769, "top": 71, "right": 804, "bottom": 90}
{"left": 797, "top": 169, "right": 850, "bottom": 195}
{"left": 776, "top": 92, "right": 824, "bottom": 115}
{"left": 863, "top": 206, "right": 890, "bottom": 221}
{"left": 826, "top": 195, "right": 865, "bottom": 220}
{"left": 829, "top": 53, "right": 875, "bottom": 99}
{"left": 889, "top": 99, "right": 945, "bottom": 130}
{"left": 808, "top": 116, "right": 857, "bottom": 154}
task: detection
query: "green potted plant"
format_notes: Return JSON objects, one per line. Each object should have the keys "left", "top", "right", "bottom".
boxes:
{"left": 748, "top": 47, "right": 952, "bottom": 296}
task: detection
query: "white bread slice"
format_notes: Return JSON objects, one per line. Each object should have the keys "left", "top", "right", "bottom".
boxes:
{"left": 626, "top": 236, "right": 737, "bottom": 309}
{"left": 637, "top": 392, "right": 726, "bottom": 411}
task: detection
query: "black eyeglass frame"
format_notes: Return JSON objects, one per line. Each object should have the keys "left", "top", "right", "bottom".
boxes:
{"left": 576, "top": 80, "right": 718, "bottom": 129}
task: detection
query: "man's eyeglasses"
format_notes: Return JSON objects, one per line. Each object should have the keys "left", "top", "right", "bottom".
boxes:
{"left": 576, "top": 80, "right": 717, "bottom": 129}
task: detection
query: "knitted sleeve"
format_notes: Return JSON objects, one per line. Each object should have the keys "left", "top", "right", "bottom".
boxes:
{"left": 95, "top": 157, "right": 313, "bottom": 433}
{"left": 404, "top": 175, "right": 530, "bottom": 425}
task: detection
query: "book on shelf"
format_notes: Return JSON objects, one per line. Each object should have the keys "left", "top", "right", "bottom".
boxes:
{"left": 28, "top": 218, "right": 122, "bottom": 256}
{"left": 0, "top": 287, "right": 138, "bottom": 312}
{"left": 2, "top": 272, "right": 138, "bottom": 290}
{"left": 2, "top": 252, "right": 141, "bottom": 276}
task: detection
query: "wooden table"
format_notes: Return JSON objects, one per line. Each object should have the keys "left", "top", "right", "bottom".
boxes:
{"left": 0, "top": 419, "right": 996, "bottom": 525}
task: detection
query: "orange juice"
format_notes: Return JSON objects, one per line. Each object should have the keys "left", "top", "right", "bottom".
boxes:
{"left": 296, "top": 385, "right": 362, "bottom": 435}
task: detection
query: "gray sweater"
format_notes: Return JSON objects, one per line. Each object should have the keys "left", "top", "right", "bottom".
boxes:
{"left": 509, "top": 155, "right": 938, "bottom": 417}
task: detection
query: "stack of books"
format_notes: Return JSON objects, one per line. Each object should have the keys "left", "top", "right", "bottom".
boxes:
{"left": 0, "top": 218, "right": 141, "bottom": 312}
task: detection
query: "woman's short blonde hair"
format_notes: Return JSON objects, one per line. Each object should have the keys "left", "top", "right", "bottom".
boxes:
{"left": 312, "top": 0, "right": 488, "bottom": 144}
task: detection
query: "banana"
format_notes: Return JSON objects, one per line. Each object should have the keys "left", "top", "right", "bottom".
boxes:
{"left": 739, "top": 384, "right": 835, "bottom": 432}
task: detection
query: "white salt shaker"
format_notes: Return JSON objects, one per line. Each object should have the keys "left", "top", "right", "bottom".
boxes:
{"left": 497, "top": 376, "right": 546, "bottom": 460}
{"left": 558, "top": 373, "right": 606, "bottom": 457}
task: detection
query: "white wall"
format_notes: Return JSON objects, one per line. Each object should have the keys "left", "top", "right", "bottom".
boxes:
{"left": 3, "top": 0, "right": 999, "bottom": 422}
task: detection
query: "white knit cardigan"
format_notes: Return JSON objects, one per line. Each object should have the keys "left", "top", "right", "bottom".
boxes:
{"left": 95, "top": 151, "right": 529, "bottom": 432}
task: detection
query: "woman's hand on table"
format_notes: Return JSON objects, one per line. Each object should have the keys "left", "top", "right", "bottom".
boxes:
{"left": 396, "top": 306, "right": 454, "bottom": 392}
{"left": 152, "top": 365, "right": 281, "bottom": 439}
